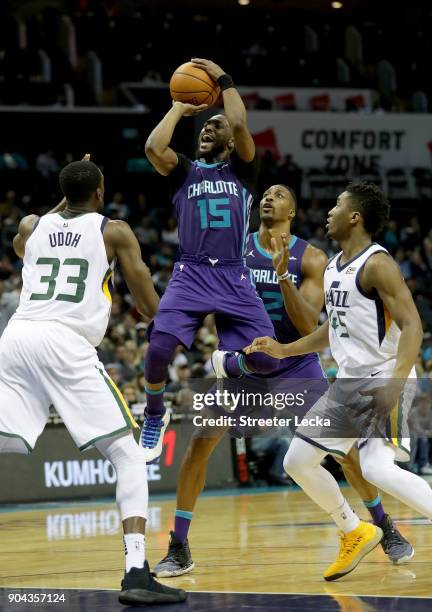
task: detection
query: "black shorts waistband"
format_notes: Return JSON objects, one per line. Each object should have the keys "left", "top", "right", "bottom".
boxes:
{"left": 180, "top": 255, "right": 246, "bottom": 268}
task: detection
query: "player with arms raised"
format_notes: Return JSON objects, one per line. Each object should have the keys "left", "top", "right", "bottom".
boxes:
{"left": 142, "top": 58, "right": 279, "bottom": 458}
{"left": 246, "top": 182, "right": 431, "bottom": 581}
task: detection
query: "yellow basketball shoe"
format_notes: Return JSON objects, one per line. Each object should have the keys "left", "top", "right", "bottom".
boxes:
{"left": 324, "top": 521, "right": 383, "bottom": 581}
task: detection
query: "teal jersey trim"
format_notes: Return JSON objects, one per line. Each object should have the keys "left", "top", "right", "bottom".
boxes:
{"left": 253, "top": 231, "right": 272, "bottom": 259}
{"left": 242, "top": 188, "right": 248, "bottom": 256}
{"left": 289, "top": 235, "right": 298, "bottom": 249}
{"left": 253, "top": 232, "right": 298, "bottom": 260}
{"left": 196, "top": 160, "right": 224, "bottom": 168}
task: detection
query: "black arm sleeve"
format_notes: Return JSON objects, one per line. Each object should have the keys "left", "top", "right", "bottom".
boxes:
{"left": 167, "top": 153, "right": 193, "bottom": 197}
{"left": 230, "top": 151, "right": 259, "bottom": 193}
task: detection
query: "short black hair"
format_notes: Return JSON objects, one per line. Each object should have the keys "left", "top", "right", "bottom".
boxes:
{"left": 59, "top": 161, "right": 102, "bottom": 204}
{"left": 346, "top": 181, "right": 390, "bottom": 236}
{"left": 277, "top": 184, "right": 298, "bottom": 212}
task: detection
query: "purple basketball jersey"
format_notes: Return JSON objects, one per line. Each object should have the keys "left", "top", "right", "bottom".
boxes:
{"left": 171, "top": 154, "right": 255, "bottom": 262}
{"left": 245, "top": 232, "right": 324, "bottom": 376}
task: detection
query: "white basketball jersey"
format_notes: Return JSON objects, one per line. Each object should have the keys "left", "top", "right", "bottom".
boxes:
{"left": 324, "top": 243, "right": 401, "bottom": 378}
{"left": 12, "top": 212, "right": 114, "bottom": 346}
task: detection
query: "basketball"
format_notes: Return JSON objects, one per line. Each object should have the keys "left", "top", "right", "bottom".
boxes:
{"left": 170, "top": 62, "right": 220, "bottom": 106}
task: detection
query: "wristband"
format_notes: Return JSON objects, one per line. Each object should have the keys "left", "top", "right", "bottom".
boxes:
{"left": 217, "top": 73, "right": 235, "bottom": 91}
{"left": 277, "top": 271, "right": 289, "bottom": 282}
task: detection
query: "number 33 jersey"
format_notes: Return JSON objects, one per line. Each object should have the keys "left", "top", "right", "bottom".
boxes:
{"left": 324, "top": 243, "right": 401, "bottom": 378}
{"left": 13, "top": 213, "right": 114, "bottom": 347}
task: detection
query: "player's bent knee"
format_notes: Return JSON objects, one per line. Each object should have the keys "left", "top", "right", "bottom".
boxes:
{"left": 144, "top": 331, "right": 178, "bottom": 382}
{"left": 96, "top": 432, "right": 146, "bottom": 467}
{"left": 96, "top": 433, "right": 148, "bottom": 520}
{"left": 283, "top": 446, "right": 302, "bottom": 478}
{"left": 245, "top": 352, "right": 280, "bottom": 375}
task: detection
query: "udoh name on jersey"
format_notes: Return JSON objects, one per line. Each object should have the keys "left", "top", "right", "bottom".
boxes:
{"left": 49, "top": 232, "right": 82, "bottom": 248}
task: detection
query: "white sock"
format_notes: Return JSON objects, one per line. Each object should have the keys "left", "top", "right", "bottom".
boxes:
{"left": 330, "top": 499, "right": 360, "bottom": 534}
{"left": 123, "top": 533, "right": 145, "bottom": 572}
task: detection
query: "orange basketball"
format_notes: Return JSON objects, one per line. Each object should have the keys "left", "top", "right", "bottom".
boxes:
{"left": 170, "top": 62, "right": 221, "bottom": 106}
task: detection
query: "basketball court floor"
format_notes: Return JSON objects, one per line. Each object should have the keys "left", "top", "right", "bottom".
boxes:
{"left": 1, "top": 485, "right": 431, "bottom": 611}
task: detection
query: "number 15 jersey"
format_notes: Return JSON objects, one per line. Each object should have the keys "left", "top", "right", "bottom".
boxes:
{"left": 12, "top": 212, "right": 114, "bottom": 347}
{"left": 168, "top": 152, "right": 257, "bottom": 262}
{"left": 324, "top": 243, "right": 401, "bottom": 378}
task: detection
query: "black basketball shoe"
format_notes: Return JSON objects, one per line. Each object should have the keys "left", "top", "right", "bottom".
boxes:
{"left": 152, "top": 531, "right": 195, "bottom": 577}
{"left": 380, "top": 514, "right": 414, "bottom": 564}
{"left": 119, "top": 560, "right": 187, "bottom": 605}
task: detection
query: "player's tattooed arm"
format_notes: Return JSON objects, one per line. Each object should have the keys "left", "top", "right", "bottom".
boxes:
{"left": 271, "top": 234, "right": 327, "bottom": 336}
{"left": 103, "top": 220, "right": 160, "bottom": 319}
{"left": 145, "top": 103, "right": 207, "bottom": 175}
{"left": 361, "top": 252, "right": 423, "bottom": 381}
{"left": 12, "top": 214, "right": 40, "bottom": 258}
{"left": 244, "top": 320, "right": 330, "bottom": 358}
{"left": 192, "top": 58, "right": 255, "bottom": 162}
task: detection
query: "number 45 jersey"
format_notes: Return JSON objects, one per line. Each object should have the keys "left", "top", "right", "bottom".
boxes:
{"left": 13, "top": 213, "right": 114, "bottom": 347}
{"left": 325, "top": 243, "right": 401, "bottom": 378}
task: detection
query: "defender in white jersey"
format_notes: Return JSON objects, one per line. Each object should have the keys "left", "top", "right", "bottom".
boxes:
{"left": 0, "top": 159, "right": 186, "bottom": 606}
{"left": 246, "top": 181, "right": 431, "bottom": 582}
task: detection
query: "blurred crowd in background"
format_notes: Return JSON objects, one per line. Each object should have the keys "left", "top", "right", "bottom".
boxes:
{"left": 1, "top": 147, "right": 432, "bottom": 481}
{"left": 1, "top": 0, "right": 432, "bottom": 111}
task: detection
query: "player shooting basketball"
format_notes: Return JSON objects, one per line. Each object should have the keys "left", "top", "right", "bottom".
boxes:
{"left": 141, "top": 58, "right": 280, "bottom": 460}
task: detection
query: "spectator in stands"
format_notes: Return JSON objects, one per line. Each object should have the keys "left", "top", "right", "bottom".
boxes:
{"left": 161, "top": 217, "right": 179, "bottom": 246}
{"left": 114, "top": 344, "right": 138, "bottom": 382}
{"left": 135, "top": 216, "right": 158, "bottom": 248}
{"left": 383, "top": 220, "right": 399, "bottom": 253}
{"left": 0, "top": 151, "right": 28, "bottom": 172}
{"left": 306, "top": 198, "right": 326, "bottom": 227}
{"left": 395, "top": 248, "right": 412, "bottom": 279}
{"left": 278, "top": 154, "right": 302, "bottom": 196}
{"left": 105, "top": 191, "right": 130, "bottom": 220}
{"left": 105, "top": 363, "right": 123, "bottom": 386}
{"left": 401, "top": 216, "right": 421, "bottom": 250}
{"left": 309, "top": 226, "right": 328, "bottom": 251}
{"left": 122, "top": 383, "right": 139, "bottom": 408}
{"left": 250, "top": 434, "right": 293, "bottom": 486}
{"left": 36, "top": 150, "right": 60, "bottom": 178}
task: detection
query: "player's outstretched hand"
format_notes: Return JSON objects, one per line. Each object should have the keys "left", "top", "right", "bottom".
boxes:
{"left": 82, "top": 153, "right": 91, "bottom": 161}
{"left": 191, "top": 58, "right": 225, "bottom": 81}
{"left": 269, "top": 230, "right": 289, "bottom": 277}
{"left": 244, "top": 337, "right": 286, "bottom": 359}
{"left": 172, "top": 100, "right": 208, "bottom": 117}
